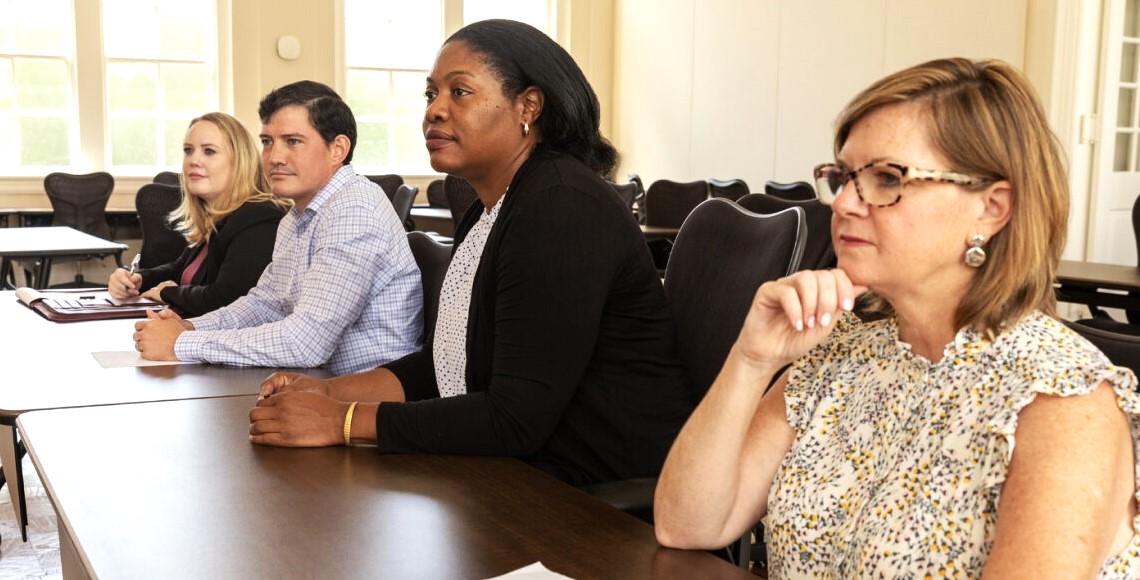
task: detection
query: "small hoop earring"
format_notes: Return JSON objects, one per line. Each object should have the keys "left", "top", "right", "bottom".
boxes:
{"left": 964, "top": 234, "right": 987, "bottom": 268}
{"left": 522, "top": 122, "right": 530, "bottom": 137}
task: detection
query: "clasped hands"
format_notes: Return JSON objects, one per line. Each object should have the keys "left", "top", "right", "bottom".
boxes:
{"left": 249, "top": 372, "right": 352, "bottom": 447}
{"left": 133, "top": 309, "right": 192, "bottom": 360}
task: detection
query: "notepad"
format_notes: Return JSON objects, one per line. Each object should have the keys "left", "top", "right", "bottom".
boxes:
{"left": 15, "top": 287, "right": 162, "bottom": 323}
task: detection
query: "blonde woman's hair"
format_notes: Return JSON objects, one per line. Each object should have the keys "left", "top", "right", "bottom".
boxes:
{"left": 834, "top": 58, "right": 1068, "bottom": 337}
{"left": 170, "top": 112, "right": 290, "bottom": 245}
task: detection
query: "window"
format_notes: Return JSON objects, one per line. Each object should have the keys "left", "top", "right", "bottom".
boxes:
{"left": 343, "top": 0, "right": 555, "bottom": 175}
{"left": 1113, "top": 0, "right": 1140, "bottom": 172}
{"left": 0, "top": 0, "right": 75, "bottom": 168}
{"left": 0, "top": 0, "right": 217, "bottom": 176}
{"left": 102, "top": 0, "right": 217, "bottom": 170}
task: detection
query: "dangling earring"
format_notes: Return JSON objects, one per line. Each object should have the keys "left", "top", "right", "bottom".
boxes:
{"left": 964, "top": 234, "right": 987, "bottom": 268}
{"left": 522, "top": 121, "right": 530, "bottom": 137}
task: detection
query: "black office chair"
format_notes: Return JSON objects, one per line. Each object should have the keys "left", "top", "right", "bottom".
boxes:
{"left": 406, "top": 231, "right": 453, "bottom": 341}
{"left": 628, "top": 173, "right": 647, "bottom": 225}
{"left": 391, "top": 184, "right": 418, "bottom": 232}
{"left": 365, "top": 174, "right": 404, "bottom": 198}
{"left": 643, "top": 179, "right": 709, "bottom": 271}
{"left": 587, "top": 198, "right": 808, "bottom": 571}
{"left": 41, "top": 171, "right": 116, "bottom": 287}
{"left": 708, "top": 178, "right": 750, "bottom": 201}
{"left": 444, "top": 175, "right": 479, "bottom": 227}
{"left": 1074, "top": 193, "right": 1140, "bottom": 334}
{"left": 1063, "top": 319, "right": 1140, "bottom": 378}
{"left": 737, "top": 192, "right": 835, "bottom": 270}
{"left": 764, "top": 180, "right": 816, "bottom": 201}
{"left": 135, "top": 183, "right": 188, "bottom": 269}
{"left": 153, "top": 171, "right": 181, "bottom": 186}
{"left": 644, "top": 179, "right": 709, "bottom": 229}
{"left": 606, "top": 180, "right": 639, "bottom": 214}
{"left": 426, "top": 179, "right": 448, "bottom": 208}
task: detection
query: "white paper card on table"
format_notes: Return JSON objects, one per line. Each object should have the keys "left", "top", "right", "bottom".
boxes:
{"left": 484, "top": 562, "right": 574, "bottom": 580}
{"left": 91, "top": 351, "right": 198, "bottom": 369}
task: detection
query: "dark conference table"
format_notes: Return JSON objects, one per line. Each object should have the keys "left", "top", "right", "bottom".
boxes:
{"left": 19, "top": 396, "right": 754, "bottom": 580}
{"left": 0, "top": 292, "right": 314, "bottom": 541}
{"left": 1056, "top": 259, "right": 1140, "bottom": 312}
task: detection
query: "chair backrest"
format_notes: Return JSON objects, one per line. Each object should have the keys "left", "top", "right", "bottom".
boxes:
{"left": 391, "top": 184, "right": 418, "bottom": 232}
{"left": 606, "top": 180, "right": 639, "bottom": 213}
{"left": 135, "top": 183, "right": 188, "bottom": 269}
{"left": 1129, "top": 193, "right": 1140, "bottom": 325}
{"left": 737, "top": 193, "right": 835, "bottom": 270}
{"left": 644, "top": 179, "right": 709, "bottom": 229}
{"left": 627, "top": 174, "right": 647, "bottom": 224}
{"left": 664, "top": 198, "right": 807, "bottom": 398}
{"left": 426, "top": 179, "right": 448, "bottom": 208}
{"left": 153, "top": 171, "right": 181, "bottom": 186}
{"left": 366, "top": 174, "right": 404, "bottom": 198}
{"left": 764, "top": 180, "right": 816, "bottom": 201}
{"left": 444, "top": 175, "right": 479, "bottom": 226}
{"left": 1064, "top": 320, "right": 1140, "bottom": 378}
{"left": 708, "top": 178, "right": 750, "bottom": 201}
{"left": 43, "top": 172, "right": 116, "bottom": 240}
{"left": 407, "top": 231, "right": 453, "bottom": 340}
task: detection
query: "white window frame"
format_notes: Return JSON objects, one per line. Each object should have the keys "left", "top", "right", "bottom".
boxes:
{"left": 0, "top": 0, "right": 229, "bottom": 183}
{"left": 338, "top": 0, "right": 558, "bottom": 177}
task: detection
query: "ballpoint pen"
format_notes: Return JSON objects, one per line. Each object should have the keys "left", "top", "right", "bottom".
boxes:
{"left": 127, "top": 253, "right": 141, "bottom": 276}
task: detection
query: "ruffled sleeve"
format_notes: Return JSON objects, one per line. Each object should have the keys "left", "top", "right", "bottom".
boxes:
{"left": 983, "top": 319, "right": 1139, "bottom": 490}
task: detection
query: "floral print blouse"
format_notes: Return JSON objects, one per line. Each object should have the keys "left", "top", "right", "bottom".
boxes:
{"left": 765, "top": 311, "right": 1140, "bottom": 578}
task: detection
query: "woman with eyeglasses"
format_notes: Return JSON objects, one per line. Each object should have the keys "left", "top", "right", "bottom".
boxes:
{"left": 655, "top": 58, "right": 1140, "bottom": 577}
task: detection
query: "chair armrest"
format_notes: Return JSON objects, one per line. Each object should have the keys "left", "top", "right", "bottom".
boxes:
{"left": 583, "top": 477, "right": 657, "bottom": 524}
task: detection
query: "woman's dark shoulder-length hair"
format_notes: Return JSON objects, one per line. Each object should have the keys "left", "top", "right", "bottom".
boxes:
{"left": 446, "top": 19, "right": 618, "bottom": 179}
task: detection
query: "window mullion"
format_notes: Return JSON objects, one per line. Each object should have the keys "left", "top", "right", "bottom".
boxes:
{"left": 74, "top": 0, "right": 104, "bottom": 171}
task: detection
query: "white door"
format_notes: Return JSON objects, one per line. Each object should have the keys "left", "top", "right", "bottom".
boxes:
{"left": 1088, "top": 0, "right": 1140, "bottom": 265}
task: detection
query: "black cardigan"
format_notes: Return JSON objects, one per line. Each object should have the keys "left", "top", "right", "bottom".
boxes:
{"left": 139, "top": 200, "right": 285, "bottom": 317}
{"left": 380, "top": 150, "right": 694, "bottom": 486}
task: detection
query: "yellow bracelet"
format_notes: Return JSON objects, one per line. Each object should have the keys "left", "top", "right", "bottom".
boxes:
{"left": 343, "top": 401, "right": 358, "bottom": 447}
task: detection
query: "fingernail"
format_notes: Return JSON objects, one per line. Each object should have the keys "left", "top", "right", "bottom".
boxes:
{"left": 807, "top": 316, "right": 815, "bottom": 329}
{"left": 820, "top": 313, "right": 831, "bottom": 326}
{"left": 794, "top": 319, "right": 803, "bottom": 332}
{"left": 843, "top": 298, "right": 854, "bottom": 311}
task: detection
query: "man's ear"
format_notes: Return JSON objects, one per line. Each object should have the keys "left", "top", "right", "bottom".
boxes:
{"left": 330, "top": 134, "right": 351, "bottom": 164}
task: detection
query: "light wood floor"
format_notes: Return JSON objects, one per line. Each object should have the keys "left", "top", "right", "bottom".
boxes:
{"left": 0, "top": 454, "right": 61, "bottom": 579}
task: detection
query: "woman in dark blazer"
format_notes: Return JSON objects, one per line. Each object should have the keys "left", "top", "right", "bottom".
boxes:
{"left": 109, "top": 112, "right": 289, "bottom": 316}
{"left": 248, "top": 20, "right": 694, "bottom": 487}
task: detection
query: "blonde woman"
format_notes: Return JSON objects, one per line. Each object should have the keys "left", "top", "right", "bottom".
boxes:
{"left": 109, "top": 112, "right": 289, "bottom": 316}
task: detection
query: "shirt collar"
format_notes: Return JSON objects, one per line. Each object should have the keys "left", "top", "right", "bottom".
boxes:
{"left": 292, "top": 165, "right": 357, "bottom": 217}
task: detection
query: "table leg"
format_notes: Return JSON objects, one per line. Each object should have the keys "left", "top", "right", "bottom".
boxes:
{"left": 36, "top": 258, "right": 53, "bottom": 289}
{"left": 0, "top": 258, "right": 12, "bottom": 290}
{"left": 0, "top": 423, "right": 27, "bottom": 541}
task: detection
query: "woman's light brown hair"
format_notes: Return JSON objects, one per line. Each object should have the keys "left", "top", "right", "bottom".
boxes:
{"left": 171, "top": 112, "right": 290, "bottom": 245}
{"left": 835, "top": 58, "right": 1068, "bottom": 337}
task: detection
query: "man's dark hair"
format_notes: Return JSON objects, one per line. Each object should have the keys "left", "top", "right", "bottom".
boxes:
{"left": 258, "top": 80, "right": 357, "bottom": 164}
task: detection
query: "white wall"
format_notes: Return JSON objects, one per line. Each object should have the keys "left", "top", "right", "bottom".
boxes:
{"left": 614, "top": 0, "right": 1028, "bottom": 190}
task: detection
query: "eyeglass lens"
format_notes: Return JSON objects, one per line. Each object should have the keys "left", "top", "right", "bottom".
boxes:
{"left": 814, "top": 164, "right": 905, "bottom": 206}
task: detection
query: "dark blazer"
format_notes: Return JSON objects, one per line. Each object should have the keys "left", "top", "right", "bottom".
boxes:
{"left": 380, "top": 149, "right": 694, "bottom": 487}
{"left": 139, "top": 200, "right": 285, "bottom": 317}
